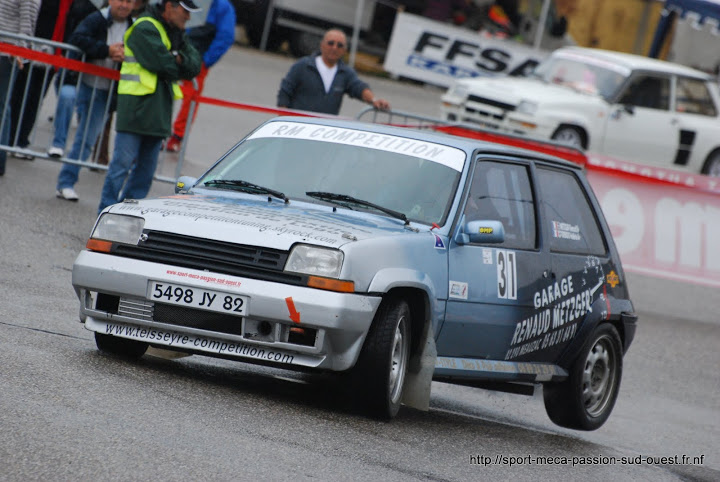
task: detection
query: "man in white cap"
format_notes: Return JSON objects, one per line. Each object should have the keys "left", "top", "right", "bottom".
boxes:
{"left": 98, "top": 0, "right": 202, "bottom": 213}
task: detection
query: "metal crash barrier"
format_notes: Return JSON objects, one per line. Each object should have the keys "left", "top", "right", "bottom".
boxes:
{"left": 0, "top": 30, "right": 189, "bottom": 183}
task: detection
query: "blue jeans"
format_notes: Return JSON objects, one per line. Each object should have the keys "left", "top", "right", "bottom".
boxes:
{"left": 56, "top": 83, "right": 109, "bottom": 190}
{"left": 0, "top": 57, "right": 18, "bottom": 175}
{"left": 51, "top": 83, "right": 77, "bottom": 149}
{"left": 98, "top": 131, "right": 163, "bottom": 213}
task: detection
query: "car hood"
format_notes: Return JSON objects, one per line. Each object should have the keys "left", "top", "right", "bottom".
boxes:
{"left": 106, "top": 194, "right": 415, "bottom": 250}
{"left": 460, "top": 76, "right": 599, "bottom": 106}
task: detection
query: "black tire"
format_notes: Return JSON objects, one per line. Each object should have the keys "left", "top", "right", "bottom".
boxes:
{"left": 701, "top": 150, "right": 720, "bottom": 177}
{"left": 354, "top": 298, "right": 411, "bottom": 419}
{"left": 551, "top": 126, "right": 586, "bottom": 149}
{"left": 543, "top": 323, "right": 623, "bottom": 431}
{"left": 95, "top": 332, "right": 148, "bottom": 360}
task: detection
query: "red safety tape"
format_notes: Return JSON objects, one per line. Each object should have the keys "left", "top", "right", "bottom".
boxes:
{"left": 3, "top": 40, "right": 718, "bottom": 195}
{"left": 434, "top": 125, "right": 588, "bottom": 166}
{"left": 0, "top": 41, "right": 119, "bottom": 80}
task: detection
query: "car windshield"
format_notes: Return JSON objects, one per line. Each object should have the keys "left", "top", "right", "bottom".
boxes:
{"left": 198, "top": 122, "right": 466, "bottom": 226}
{"left": 532, "top": 52, "right": 630, "bottom": 101}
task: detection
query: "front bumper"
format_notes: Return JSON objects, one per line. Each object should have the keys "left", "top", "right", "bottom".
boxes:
{"left": 441, "top": 102, "right": 556, "bottom": 140}
{"left": 72, "top": 250, "right": 381, "bottom": 371}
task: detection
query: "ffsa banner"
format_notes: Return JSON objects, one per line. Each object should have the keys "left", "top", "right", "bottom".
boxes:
{"left": 383, "top": 12, "right": 548, "bottom": 88}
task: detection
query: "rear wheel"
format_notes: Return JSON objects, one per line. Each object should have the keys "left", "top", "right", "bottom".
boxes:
{"left": 551, "top": 126, "right": 586, "bottom": 149}
{"left": 95, "top": 332, "right": 148, "bottom": 360}
{"left": 543, "top": 323, "right": 622, "bottom": 430}
{"left": 354, "top": 298, "right": 411, "bottom": 419}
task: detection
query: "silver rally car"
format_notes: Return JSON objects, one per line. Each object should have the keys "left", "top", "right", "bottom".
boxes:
{"left": 72, "top": 116, "right": 637, "bottom": 429}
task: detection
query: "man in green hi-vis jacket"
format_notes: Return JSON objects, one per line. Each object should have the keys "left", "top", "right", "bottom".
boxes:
{"left": 99, "top": 0, "right": 201, "bottom": 213}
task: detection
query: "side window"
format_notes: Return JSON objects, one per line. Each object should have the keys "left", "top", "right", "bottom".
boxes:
{"left": 618, "top": 75, "right": 670, "bottom": 110}
{"left": 676, "top": 77, "right": 717, "bottom": 116}
{"left": 536, "top": 168, "right": 606, "bottom": 255}
{"left": 464, "top": 161, "right": 536, "bottom": 250}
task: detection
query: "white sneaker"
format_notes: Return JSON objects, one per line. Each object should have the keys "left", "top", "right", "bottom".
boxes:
{"left": 56, "top": 187, "right": 79, "bottom": 201}
{"left": 48, "top": 146, "right": 64, "bottom": 158}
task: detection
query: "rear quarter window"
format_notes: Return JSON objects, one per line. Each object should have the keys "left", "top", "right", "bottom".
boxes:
{"left": 536, "top": 167, "right": 607, "bottom": 255}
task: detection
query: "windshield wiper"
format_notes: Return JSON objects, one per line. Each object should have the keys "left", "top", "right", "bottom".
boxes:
{"left": 204, "top": 179, "right": 288, "bottom": 203}
{"left": 306, "top": 191, "right": 408, "bottom": 224}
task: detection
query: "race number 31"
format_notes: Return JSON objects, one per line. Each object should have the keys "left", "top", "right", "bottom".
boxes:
{"left": 497, "top": 250, "right": 517, "bottom": 300}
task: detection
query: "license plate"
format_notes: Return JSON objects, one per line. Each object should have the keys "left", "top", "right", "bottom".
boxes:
{"left": 149, "top": 281, "right": 248, "bottom": 316}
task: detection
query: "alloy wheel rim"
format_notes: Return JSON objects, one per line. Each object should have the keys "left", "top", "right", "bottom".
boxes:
{"left": 555, "top": 129, "right": 582, "bottom": 148}
{"left": 389, "top": 316, "right": 408, "bottom": 403}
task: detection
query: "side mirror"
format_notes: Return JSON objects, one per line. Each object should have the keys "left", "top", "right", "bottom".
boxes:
{"left": 623, "top": 104, "right": 635, "bottom": 115}
{"left": 175, "top": 175, "right": 198, "bottom": 194}
{"left": 454, "top": 219, "right": 505, "bottom": 245}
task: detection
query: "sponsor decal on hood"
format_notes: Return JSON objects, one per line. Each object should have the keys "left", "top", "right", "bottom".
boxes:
{"left": 110, "top": 196, "right": 412, "bottom": 250}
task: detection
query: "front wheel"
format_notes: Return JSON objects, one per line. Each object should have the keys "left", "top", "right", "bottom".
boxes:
{"left": 551, "top": 126, "right": 586, "bottom": 149}
{"left": 702, "top": 150, "right": 720, "bottom": 177}
{"left": 354, "top": 298, "right": 411, "bottom": 419}
{"left": 543, "top": 323, "right": 622, "bottom": 430}
{"left": 95, "top": 332, "right": 148, "bottom": 360}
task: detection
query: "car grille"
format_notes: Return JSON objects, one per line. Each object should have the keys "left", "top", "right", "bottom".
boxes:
{"left": 467, "top": 95, "right": 516, "bottom": 112}
{"left": 153, "top": 303, "right": 244, "bottom": 336}
{"left": 464, "top": 95, "right": 515, "bottom": 126}
{"left": 112, "top": 230, "right": 305, "bottom": 285}
{"left": 113, "top": 297, "right": 244, "bottom": 336}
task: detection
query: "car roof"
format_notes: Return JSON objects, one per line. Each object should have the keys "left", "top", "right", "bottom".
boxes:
{"left": 267, "top": 116, "right": 582, "bottom": 171}
{"left": 556, "top": 46, "right": 713, "bottom": 80}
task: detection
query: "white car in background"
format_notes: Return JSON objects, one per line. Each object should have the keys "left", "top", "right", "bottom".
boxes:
{"left": 441, "top": 46, "right": 720, "bottom": 176}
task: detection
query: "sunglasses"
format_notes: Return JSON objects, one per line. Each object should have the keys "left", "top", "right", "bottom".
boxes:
{"left": 326, "top": 40, "right": 345, "bottom": 48}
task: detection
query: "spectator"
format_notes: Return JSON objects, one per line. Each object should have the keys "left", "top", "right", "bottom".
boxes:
{"left": 277, "top": 28, "right": 390, "bottom": 115}
{"left": 91, "top": 0, "right": 149, "bottom": 167}
{"left": 9, "top": 0, "right": 97, "bottom": 161}
{"left": 165, "top": 0, "right": 235, "bottom": 153}
{"left": 0, "top": 0, "right": 41, "bottom": 176}
{"left": 98, "top": 0, "right": 202, "bottom": 213}
{"left": 54, "top": 0, "right": 135, "bottom": 202}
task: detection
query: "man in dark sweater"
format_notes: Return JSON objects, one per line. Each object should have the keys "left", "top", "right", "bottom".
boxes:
{"left": 9, "top": 0, "right": 97, "bottom": 159}
{"left": 276, "top": 29, "right": 390, "bottom": 115}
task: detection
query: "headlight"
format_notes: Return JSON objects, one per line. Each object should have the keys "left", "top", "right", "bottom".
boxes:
{"left": 91, "top": 214, "right": 145, "bottom": 245}
{"left": 286, "top": 244, "right": 343, "bottom": 278}
{"left": 516, "top": 100, "right": 538, "bottom": 115}
{"left": 449, "top": 83, "right": 469, "bottom": 99}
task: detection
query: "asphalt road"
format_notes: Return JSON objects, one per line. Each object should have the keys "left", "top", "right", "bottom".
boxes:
{"left": 0, "top": 45, "right": 719, "bottom": 481}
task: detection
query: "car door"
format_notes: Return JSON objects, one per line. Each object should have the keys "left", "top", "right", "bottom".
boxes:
{"left": 671, "top": 76, "right": 720, "bottom": 169}
{"left": 533, "top": 166, "right": 613, "bottom": 362}
{"left": 601, "top": 73, "right": 679, "bottom": 166}
{"left": 437, "top": 158, "right": 551, "bottom": 362}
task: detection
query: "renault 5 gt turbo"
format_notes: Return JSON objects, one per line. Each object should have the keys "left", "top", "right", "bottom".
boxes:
{"left": 72, "top": 116, "right": 637, "bottom": 430}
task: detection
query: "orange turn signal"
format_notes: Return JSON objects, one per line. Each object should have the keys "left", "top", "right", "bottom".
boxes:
{"left": 86, "top": 239, "right": 112, "bottom": 253}
{"left": 307, "top": 276, "right": 355, "bottom": 293}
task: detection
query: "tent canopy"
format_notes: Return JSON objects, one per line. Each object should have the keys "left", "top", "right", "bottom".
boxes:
{"left": 649, "top": 0, "right": 720, "bottom": 57}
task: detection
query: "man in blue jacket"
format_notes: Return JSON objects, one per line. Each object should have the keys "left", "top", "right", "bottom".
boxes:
{"left": 276, "top": 28, "right": 390, "bottom": 115}
{"left": 165, "top": 0, "right": 235, "bottom": 152}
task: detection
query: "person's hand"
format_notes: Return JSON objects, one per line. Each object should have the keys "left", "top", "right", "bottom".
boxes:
{"left": 14, "top": 57, "right": 24, "bottom": 70}
{"left": 372, "top": 98, "right": 390, "bottom": 111}
{"left": 108, "top": 43, "right": 125, "bottom": 62}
